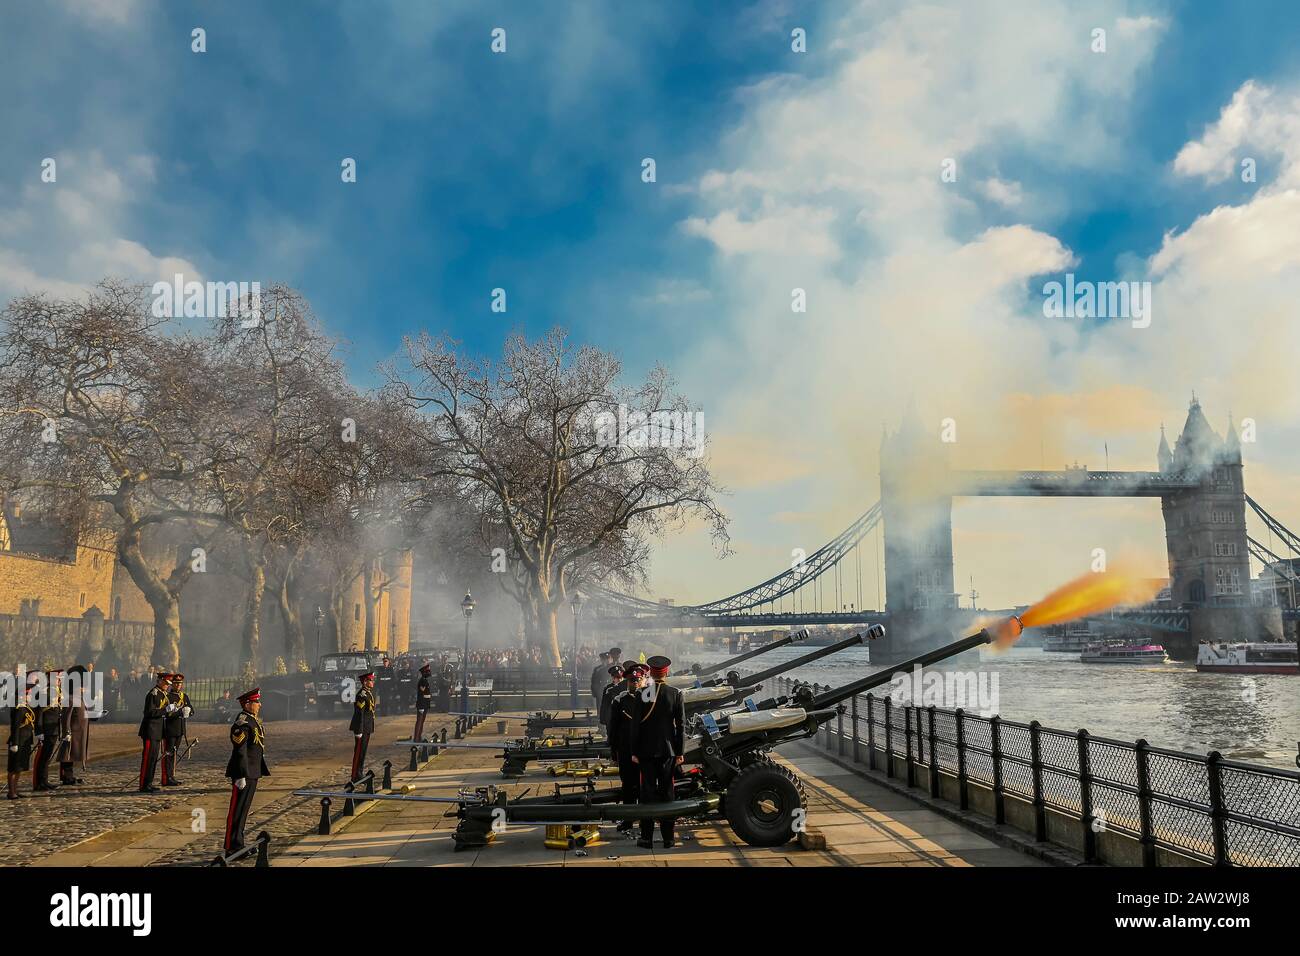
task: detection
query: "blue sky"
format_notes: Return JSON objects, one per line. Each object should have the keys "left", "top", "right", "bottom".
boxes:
{"left": 4, "top": 1, "right": 1300, "bottom": 607}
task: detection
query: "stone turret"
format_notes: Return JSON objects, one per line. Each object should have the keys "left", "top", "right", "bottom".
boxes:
{"left": 1157, "top": 424, "right": 1172, "bottom": 473}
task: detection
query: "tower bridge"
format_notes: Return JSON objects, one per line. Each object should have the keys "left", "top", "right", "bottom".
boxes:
{"left": 592, "top": 398, "right": 1297, "bottom": 661}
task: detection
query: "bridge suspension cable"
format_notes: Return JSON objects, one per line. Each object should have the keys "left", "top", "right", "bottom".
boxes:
{"left": 594, "top": 501, "right": 883, "bottom": 618}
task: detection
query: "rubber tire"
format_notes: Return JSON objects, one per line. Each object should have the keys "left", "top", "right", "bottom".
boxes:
{"left": 724, "top": 762, "right": 806, "bottom": 847}
{"left": 736, "top": 752, "right": 805, "bottom": 800}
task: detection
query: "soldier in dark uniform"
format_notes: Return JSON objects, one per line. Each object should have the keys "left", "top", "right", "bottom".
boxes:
{"left": 589, "top": 652, "right": 611, "bottom": 707}
{"left": 224, "top": 688, "right": 269, "bottom": 855}
{"left": 349, "top": 671, "right": 376, "bottom": 782}
{"left": 58, "top": 666, "right": 88, "bottom": 786}
{"left": 607, "top": 662, "right": 647, "bottom": 832}
{"left": 436, "top": 663, "right": 453, "bottom": 713}
{"left": 137, "top": 672, "right": 172, "bottom": 793}
{"left": 7, "top": 673, "right": 39, "bottom": 799}
{"left": 376, "top": 656, "right": 396, "bottom": 716}
{"left": 597, "top": 664, "right": 623, "bottom": 733}
{"left": 628, "top": 655, "right": 686, "bottom": 849}
{"left": 413, "top": 662, "right": 433, "bottom": 741}
{"left": 32, "top": 670, "right": 63, "bottom": 791}
{"left": 161, "top": 674, "right": 194, "bottom": 786}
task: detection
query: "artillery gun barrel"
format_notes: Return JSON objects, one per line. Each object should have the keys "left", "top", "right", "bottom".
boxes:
{"left": 687, "top": 629, "right": 809, "bottom": 678}
{"left": 809, "top": 628, "right": 993, "bottom": 710}
{"left": 738, "top": 627, "right": 877, "bottom": 687}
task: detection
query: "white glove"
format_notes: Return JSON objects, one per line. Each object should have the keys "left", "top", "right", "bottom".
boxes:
{"left": 63, "top": 734, "right": 71, "bottom": 743}
{"left": 34, "top": 734, "right": 43, "bottom": 743}
{"left": 8, "top": 745, "right": 15, "bottom": 753}
{"left": 165, "top": 704, "right": 177, "bottom": 714}
{"left": 235, "top": 777, "right": 247, "bottom": 790}
{"left": 354, "top": 733, "right": 362, "bottom": 739}
{"left": 182, "top": 706, "right": 192, "bottom": 718}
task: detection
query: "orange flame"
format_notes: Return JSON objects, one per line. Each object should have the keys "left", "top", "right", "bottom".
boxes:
{"left": 989, "top": 568, "right": 1163, "bottom": 650}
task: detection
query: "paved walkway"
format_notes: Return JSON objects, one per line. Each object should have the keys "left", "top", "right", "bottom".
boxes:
{"left": 279, "top": 725, "right": 1044, "bottom": 867}
{"left": 12, "top": 715, "right": 453, "bottom": 866}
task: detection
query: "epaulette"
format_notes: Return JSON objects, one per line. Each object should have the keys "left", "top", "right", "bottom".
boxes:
{"left": 233, "top": 712, "right": 249, "bottom": 725}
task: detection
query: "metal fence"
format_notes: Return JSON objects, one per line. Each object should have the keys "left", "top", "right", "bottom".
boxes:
{"left": 771, "top": 676, "right": 1300, "bottom": 868}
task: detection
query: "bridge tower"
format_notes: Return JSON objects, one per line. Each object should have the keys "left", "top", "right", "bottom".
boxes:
{"left": 1160, "top": 397, "right": 1281, "bottom": 648}
{"left": 880, "top": 412, "right": 958, "bottom": 655}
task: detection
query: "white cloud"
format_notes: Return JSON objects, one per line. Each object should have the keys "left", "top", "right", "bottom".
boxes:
{"left": 1174, "top": 81, "right": 1300, "bottom": 188}
{"left": 978, "top": 177, "right": 1024, "bottom": 208}
{"left": 0, "top": 151, "right": 201, "bottom": 303}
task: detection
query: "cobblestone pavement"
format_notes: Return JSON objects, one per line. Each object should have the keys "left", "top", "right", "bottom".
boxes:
{"left": 0, "top": 713, "right": 456, "bottom": 866}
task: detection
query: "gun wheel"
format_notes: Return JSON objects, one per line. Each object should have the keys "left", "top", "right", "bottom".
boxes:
{"left": 724, "top": 762, "right": 806, "bottom": 847}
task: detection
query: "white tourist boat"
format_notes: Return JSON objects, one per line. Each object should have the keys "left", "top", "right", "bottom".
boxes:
{"left": 1195, "top": 641, "right": 1299, "bottom": 675}
{"left": 1079, "top": 642, "right": 1169, "bottom": 664}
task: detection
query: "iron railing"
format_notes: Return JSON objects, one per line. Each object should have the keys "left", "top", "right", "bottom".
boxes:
{"left": 771, "top": 676, "right": 1300, "bottom": 867}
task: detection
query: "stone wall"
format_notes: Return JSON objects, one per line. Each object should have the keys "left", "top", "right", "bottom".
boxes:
{"left": 0, "top": 612, "right": 154, "bottom": 670}
{"left": 0, "top": 544, "right": 117, "bottom": 618}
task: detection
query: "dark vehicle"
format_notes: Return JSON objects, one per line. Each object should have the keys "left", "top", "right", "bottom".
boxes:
{"left": 307, "top": 652, "right": 382, "bottom": 718}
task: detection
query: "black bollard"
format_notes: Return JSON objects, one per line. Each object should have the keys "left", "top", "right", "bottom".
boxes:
{"left": 255, "top": 832, "right": 271, "bottom": 868}
{"left": 409, "top": 746, "right": 419, "bottom": 772}
{"left": 344, "top": 781, "right": 356, "bottom": 817}
{"left": 365, "top": 771, "right": 375, "bottom": 795}
{"left": 318, "top": 797, "right": 332, "bottom": 835}
{"left": 382, "top": 760, "right": 393, "bottom": 790}
{"left": 440, "top": 727, "right": 448, "bottom": 744}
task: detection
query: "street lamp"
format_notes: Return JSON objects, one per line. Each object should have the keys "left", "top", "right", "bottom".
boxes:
{"left": 460, "top": 591, "right": 475, "bottom": 713}
{"left": 314, "top": 606, "right": 326, "bottom": 667}
{"left": 569, "top": 591, "right": 584, "bottom": 709}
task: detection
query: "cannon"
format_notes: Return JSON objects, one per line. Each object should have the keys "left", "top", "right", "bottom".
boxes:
{"left": 516, "top": 631, "right": 813, "bottom": 738}
{"left": 665, "top": 628, "right": 810, "bottom": 688}
{"left": 317, "top": 626, "right": 995, "bottom": 849}
{"left": 439, "top": 625, "right": 996, "bottom": 848}
{"left": 417, "top": 629, "right": 875, "bottom": 777}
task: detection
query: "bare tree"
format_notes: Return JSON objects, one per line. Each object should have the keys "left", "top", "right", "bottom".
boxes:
{"left": 195, "top": 287, "right": 353, "bottom": 669}
{"left": 386, "top": 329, "right": 728, "bottom": 664}
{"left": 0, "top": 281, "right": 220, "bottom": 667}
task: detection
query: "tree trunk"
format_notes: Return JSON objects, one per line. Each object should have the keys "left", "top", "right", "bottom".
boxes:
{"left": 329, "top": 584, "right": 348, "bottom": 654}
{"left": 242, "top": 560, "right": 265, "bottom": 669}
{"left": 278, "top": 553, "right": 306, "bottom": 667}
{"left": 363, "top": 560, "right": 377, "bottom": 650}
{"left": 114, "top": 518, "right": 183, "bottom": 671}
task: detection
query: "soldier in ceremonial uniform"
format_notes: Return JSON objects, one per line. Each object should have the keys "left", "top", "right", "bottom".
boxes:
{"left": 349, "top": 670, "right": 376, "bottom": 781}
{"left": 7, "top": 673, "right": 39, "bottom": 799}
{"left": 161, "top": 673, "right": 194, "bottom": 786}
{"left": 607, "top": 661, "right": 647, "bottom": 832}
{"left": 224, "top": 688, "right": 269, "bottom": 855}
{"left": 628, "top": 655, "right": 686, "bottom": 849}
{"left": 137, "top": 672, "right": 172, "bottom": 792}
{"left": 413, "top": 662, "right": 433, "bottom": 741}
{"left": 32, "top": 670, "right": 63, "bottom": 791}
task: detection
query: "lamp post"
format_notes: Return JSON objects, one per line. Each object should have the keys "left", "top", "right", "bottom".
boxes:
{"left": 314, "top": 606, "right": 326, "bottom": 668}
{"left": 569, "top": 591, "right": 584, "bottom": 709}
{"left": 460, "top": 591, "right": 475, "bottom": 713}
